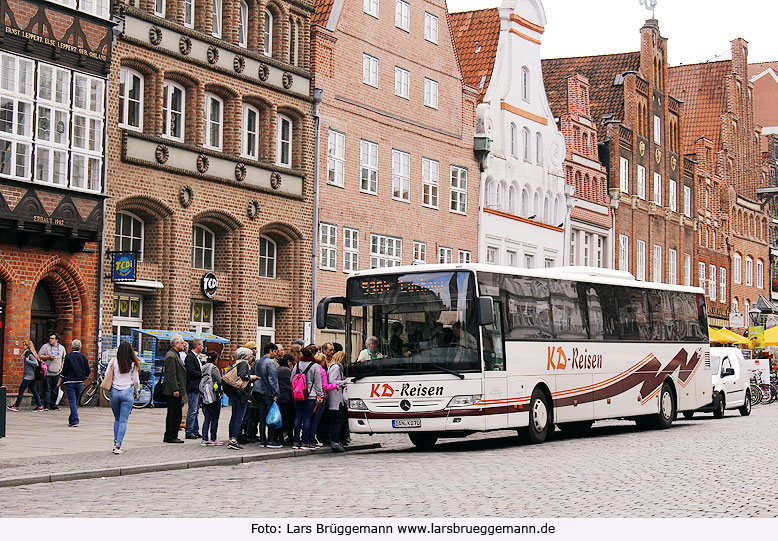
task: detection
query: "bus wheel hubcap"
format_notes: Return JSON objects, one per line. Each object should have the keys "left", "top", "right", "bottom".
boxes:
{"left": 661, "top": 391, "right": 672, "bottom": 419}
{"left": 533, "top": 400, "right": 547, "bottom": 431}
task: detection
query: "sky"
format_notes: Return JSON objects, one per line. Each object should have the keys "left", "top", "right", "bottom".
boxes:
{"left": 446, "top": 0, "right": 777, "bottom": 66}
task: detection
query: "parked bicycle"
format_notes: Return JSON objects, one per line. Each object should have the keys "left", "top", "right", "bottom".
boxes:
{"left": 79, "top": 361, "right": 153, "bottom": 409}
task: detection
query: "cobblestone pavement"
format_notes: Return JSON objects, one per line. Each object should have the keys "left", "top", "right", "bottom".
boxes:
{"left": 1, "top": 404, "right": 777, "bottom": 517}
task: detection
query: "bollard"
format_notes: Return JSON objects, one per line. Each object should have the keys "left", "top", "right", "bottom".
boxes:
{"left": 0, "top": 386, "right": 6, "bottom": 438}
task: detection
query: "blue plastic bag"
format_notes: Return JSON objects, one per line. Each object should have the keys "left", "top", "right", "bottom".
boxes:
{"left": 266, "top": 401, "right": 282, "bottom": 429}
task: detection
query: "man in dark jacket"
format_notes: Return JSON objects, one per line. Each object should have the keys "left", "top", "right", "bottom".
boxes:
{"left": 60, "top": 339, "right": 91, "bottom": 427}
{"left": 184, "top": 338, "right": 204, "bottom": 439}
{"left": 252, "top": 342, "right": 281, "bottom": 448}
{"left": 163, "top": 335, "right": 187, "bottom": 443}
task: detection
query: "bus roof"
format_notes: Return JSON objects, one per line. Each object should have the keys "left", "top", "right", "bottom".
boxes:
{"left": 348, "top": 263, "right": 706, "bottom": 296}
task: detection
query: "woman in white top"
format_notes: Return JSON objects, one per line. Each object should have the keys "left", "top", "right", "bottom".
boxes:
{"left": 110, "top": 341, "right": 140, "bottom": 454}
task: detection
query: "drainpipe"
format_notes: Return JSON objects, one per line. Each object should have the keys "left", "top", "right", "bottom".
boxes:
{"left": 310, "top": 88, "right": 323, "bottom": 343}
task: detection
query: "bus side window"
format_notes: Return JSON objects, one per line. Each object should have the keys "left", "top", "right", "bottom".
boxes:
{"left": 483, "top": 301, "right": 506, "bottom": 371}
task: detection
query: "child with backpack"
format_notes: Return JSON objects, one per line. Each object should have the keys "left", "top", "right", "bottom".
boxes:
{"left": 291, "top": 346, "right": 323, "bottom": 450}
{"left": 7, "top": 339, "right": 44, "bottom": 412}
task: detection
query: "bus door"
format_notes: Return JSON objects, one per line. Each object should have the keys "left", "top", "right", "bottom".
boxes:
{"left": 482, "top": 300, "right": 508, "bottom": 429}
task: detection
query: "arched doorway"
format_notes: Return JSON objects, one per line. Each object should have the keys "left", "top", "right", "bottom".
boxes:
{"left": 30, "top": 282, "right": 56, "bottom": 351}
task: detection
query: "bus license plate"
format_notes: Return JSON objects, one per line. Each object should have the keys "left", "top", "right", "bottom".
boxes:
{"left": 392, "top": 419, "right": 421, "bottom": 428}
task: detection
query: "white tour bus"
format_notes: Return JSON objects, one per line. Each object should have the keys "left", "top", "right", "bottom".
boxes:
{"left": 316, "top": 264, "right": 711, "bottom": 448}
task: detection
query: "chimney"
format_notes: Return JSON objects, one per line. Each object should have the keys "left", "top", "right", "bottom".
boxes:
{"left": 731, "top": 38, "right": 748, "bottom": 78}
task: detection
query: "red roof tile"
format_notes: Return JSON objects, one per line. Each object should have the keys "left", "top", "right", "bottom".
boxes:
{"left": 668, "top": 60, "right": 731, "bottom": 154}
{"left": 312, "top": 0, "right": 335, "bottom": 27}
{"left": 449, "top": 8, "right": 500, "bottom": 102}
{"left": 541, "top": 52, "right": 640, "bottom": 140}
{"left": 571, "top": 207, "right": 611, "bottom": 229}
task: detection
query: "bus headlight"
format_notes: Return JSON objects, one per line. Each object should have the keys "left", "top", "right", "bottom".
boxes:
{"left": 349, "top": 398, "right": 368, "bottom": 410}
{"left": 447, "top": 395, "right": 482, "bottom": 408}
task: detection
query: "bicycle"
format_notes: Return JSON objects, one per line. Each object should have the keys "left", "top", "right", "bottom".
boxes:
{"left": 748, "top": 379, "right": 762, "bottom": 406}
{"left": 79, "top": 360, "right": 110, "bottom": 406}
{"left": 133, "top": 370, "right": 152, "bottom": 409}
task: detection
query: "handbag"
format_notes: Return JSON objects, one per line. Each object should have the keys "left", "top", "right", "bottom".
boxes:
{"left": 99, "top": 359, "right": 115, "bottom": 393}
{"left": 153, "top": 365, "right": 166, "bottom": 403}
{"left": 222, "top": 362, "right": 250, "bottom": 392}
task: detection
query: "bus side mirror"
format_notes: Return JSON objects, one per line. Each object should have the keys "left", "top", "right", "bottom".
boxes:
{"left": 477, "top": 296, "right": 494, "bottom": 327}
{"left": 316, "top": 296, "right": 346, "bottom": 329}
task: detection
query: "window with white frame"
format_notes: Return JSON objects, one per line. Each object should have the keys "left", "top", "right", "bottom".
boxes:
{"left": 264, "top": 10, "right": 273, "bottom": 55}
{"left": 570, "top": 230, "right": 577, "bottom": 264}
{"left": 360, "top": 140, "right": 378, "bottom": 194}
{"left": 709, "top": 264, "right": 717, "bottom": 301}
{"left": 653, "top": 114, "right": 661, "bottom": 144}
{"left": 70, "top": 73, "right": 104, "bottom": 191}
{"left": 733, "top": 253, "right": 742, "bottom": 284}
{"left": 34, "top": 64, "right": 68, "bottom": 186}
{"left": 450, "top": 166, "right": 467, "bottom": 214}
{"left": 618, "top": 234, "right": 629, "bottom": 272}
{"left": 256, "top": 307, "right": 275, "bottom": 348}
{"left": 395, "top": 0, "right": 410, "bottom": 31}
{"left": 636, "top": 240, "right": 646, "bottom": 280}
{"left": 276, "top": 114, "right": 292, "bottom": 167}
{"left": 162, "top": 80, "right": 184, "bottom": 141}
{"left": 154, "top": 0, "right": 165, "bottom": 17}
{"left": 112, "top": 294, "right": 143, "bottom": 339}
{"left": 458, "top": 250, "right": 471, "bottom": 264}
{"left": 637, "top": 164, "right": 646, "bottom": 199}
{"left": 242, "top": 104, "right": 259, "bottom": 159}
{"left": 80, "top": 0, "right": 110, "bottom": 18}
{"left": 118, "top": 67, "right": 143, "bottom": 130}
{"left": 523, "top": 127, "right": 530, "bottom": 161}
{"left": 536, "top": 132, "right": 543, "bottom": 164}
{"left": 363, "top": 54, "right": 378, "bottom": 87}
{"left": 424, "top": 12, "right": 438, "bottom": 43}
{"left": 507, "top": 250, "right": 518, "bottom": 267}
{"left": 653, "top": 245, "right": 662, "bottom": 283}
{"left": 327, "top": 130, "right": 345, "bottom": 186}
{"left": 684, "top": 185, "right": 691, "bottom": 217}
{"left": 720, "top": 268, "right": 726, "bottom": 302}
{"left": 525, "top": 254, "right": 534, "bottom": 268}
{"left": 509, "top": 123, "right": 518, "bottom": 158}
{"left": 684, "top": 253, "right": 691, "bottom": 286}
{"left": 424, "top": 78, "right": 438, "bottom": 109}
{"left": 364, "top": 0, "right": 379, "bottom": 17}
{"left": 344, "top": 227, "right": 359, "bottom": 272}
{"left": 438, "top": 246, "right": 452, "bottom": 264}
{"left": 486, "top": 246, "right": 499, "bottom": 265}
{"left": 370, "top": 234, "right": 401, "bottom": 268}
{"left": 183, "top": 0, "right": 194, "bottom": 27}
{"left": 212, "top": 0, "right": 222, "bottom": 38}
{"left": 192, "top": 225, "right": 215, "bottom": 270}
{"left": 653, "top": 172, "right": 662, "bottom": 206}
{"left": 596, "top": 236, "right": 604, "bottom": 268}
{"left": 203, "top": 93, "right": 223, "bottom": 150}
{"left": 583, "top": 234, "right": 591, "bottom": 266}
{"left": 1, "top": 55, "right": 33, "bottom": 181}
{"left": 392, "top": 149, "right": 410, "bottom": 201}
{"left": 521, "top": 66, "right": 530, "bottom": 101}
{"left": 422, "top": 158, "right": 439, "bottom": 208}
{"left": 395, "top": 67, "right": 409, "bottom": 99}
{"left": 745, "top": 256, "right": 753, "bottom": 286}
{"left": 669, "top": 179, "right": 677, "bottom": 212}
{"left": 413, "top": 241, "right": 426, "bottom": 263}
{"left": 115, "top": 212, "right": 143, "bottom": 257}
{"left": 238, "top": 1, "right": 248, "bottom": 48}
{"left": 320, "top": 223, "right": 337, "bottom": 270}
{"left": 668, "top": 248, "right": 677, "bottom": 284}
{"left": 258, "top": 236, "right": 276, "bottom": 278}
{"left": 620, "top": 157, "right": 629, "bottom": 193}
{"left": 485, "top": 180, "right": 500, "bottom": 210}
{"left": 699, "top": 262, "right": 706, "bottom": 289}
{"left": 190, "top": 300, "right": 213, "bottom": 334}
{"left": 757, "top": 259, "right": 764, "bottom": 289}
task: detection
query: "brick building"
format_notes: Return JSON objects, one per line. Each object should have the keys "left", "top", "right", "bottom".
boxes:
{"left": 312, "top": 0, "right": 480, "bottom": 345}
{"left": 544, "top": 72, "right": 612, "bottom": 267}
{"left": 670, "top": 39, "right": 770, "bottom": 330}
{"left": 543, "top": 19, "right": 696, "bottom": 289}
{"left": 0, "top": 0, "right": 113, "bottom": 390}
{"left": 451, "top": 1, "right": 572, "bottom": 270}
{"left": 102, "top": 0, "right": 314, "bottom": 354}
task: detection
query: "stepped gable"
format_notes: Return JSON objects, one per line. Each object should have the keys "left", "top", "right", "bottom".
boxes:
{"left": 669, "top": 60, "right": 732, "bottom": 155}
{"left": 541, "top": 51, "right": 640, "bottom": 138}
{"left": 449, "top": 8, "right": 500, "bottom": 102}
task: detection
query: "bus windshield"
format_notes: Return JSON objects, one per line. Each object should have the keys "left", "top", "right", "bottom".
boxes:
{"left": 346, "top": 271, "right": 480, "bottom": 378}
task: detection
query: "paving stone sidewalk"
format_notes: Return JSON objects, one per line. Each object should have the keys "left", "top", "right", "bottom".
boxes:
{"left": 0, "top": 405, "right": 387, "bottom": 484}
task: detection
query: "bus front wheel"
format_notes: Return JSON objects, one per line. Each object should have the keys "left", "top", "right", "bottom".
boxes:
{"left": 521, "top": 388, "right": 552, "bottom": 444}
{"left": 408, "top": 433, "right": 438, "bottom": 450}
{"left": 650, "top": 381, "right": 676, "bottom": 429}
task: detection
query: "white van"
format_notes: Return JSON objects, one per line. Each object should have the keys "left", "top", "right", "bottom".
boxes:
{"left": 683, "top": 346, "right": 751, "bottom": 418}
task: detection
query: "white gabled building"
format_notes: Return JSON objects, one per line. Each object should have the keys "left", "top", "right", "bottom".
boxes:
{"left": 451, "top": 0, "right": 572, "bottom": 269}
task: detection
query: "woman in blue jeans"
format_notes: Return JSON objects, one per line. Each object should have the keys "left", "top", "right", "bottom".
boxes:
{"left": 226, "top": 347, "right": 256, "bottom": 450}
{"left": 7, "top": 340, "right": 43, "bottom": 412}
{"left": 110, "top": 341, "right": 140, "bottom": 455}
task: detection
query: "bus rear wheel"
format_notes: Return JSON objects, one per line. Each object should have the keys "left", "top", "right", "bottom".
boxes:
{"left": 408, "top": 433, "right": 438, "bottom": 450}
{"left": 520, "top": 388, "right": 552, "bottom": 444}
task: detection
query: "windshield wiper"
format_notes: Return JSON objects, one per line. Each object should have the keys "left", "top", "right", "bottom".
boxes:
{"left": 428, "top": 364, "right": 465, "bottom": 379}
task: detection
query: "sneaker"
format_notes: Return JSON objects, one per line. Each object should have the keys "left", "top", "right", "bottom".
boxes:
{"left": 228, "top": 440, "right": 243, "bottom": 450}
{"left": 315, "top": 441, "right": 324, "bottom": 448}
{"left": 6, "top": 405, "right": 18, "bottom": 412}
{"left": 292, "top": 442, "right": 301, "bottom": 449}
{"left": 185, "top": 434, "right": 198, "bottom": 440}
{"left": 51, "top": 406, "right": 60, "bottom": 410}
{"left": 201, "top": 440, "right": 210, "bottom": 446}
{"left": 301, "top": 443, "right": 316, "bottom": 450}
{"left": 331, "top": 442, "right": 345, "bottom": 453}
{"left": 33, "top": 406, "right": 44, "bottom": 411}
{"left": 266, "top": 442, "right": 283, "bottom": 449}
{"left": 69, "top": 423, "right": 79, "bottom": 428}
{"left": 209, "top": 440, "right": 225, "bottom": 446}
{"left": 112, "top": 446, "right": 123, "bottom": 455}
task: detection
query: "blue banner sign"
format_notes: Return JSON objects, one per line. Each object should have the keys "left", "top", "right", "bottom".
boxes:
{"left": 112, "top": 252, "right": 137, "bottom": 282}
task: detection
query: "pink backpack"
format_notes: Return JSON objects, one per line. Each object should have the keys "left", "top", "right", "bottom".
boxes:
{"left": 291, "top": 362, "right": 314, "bottom": 401}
